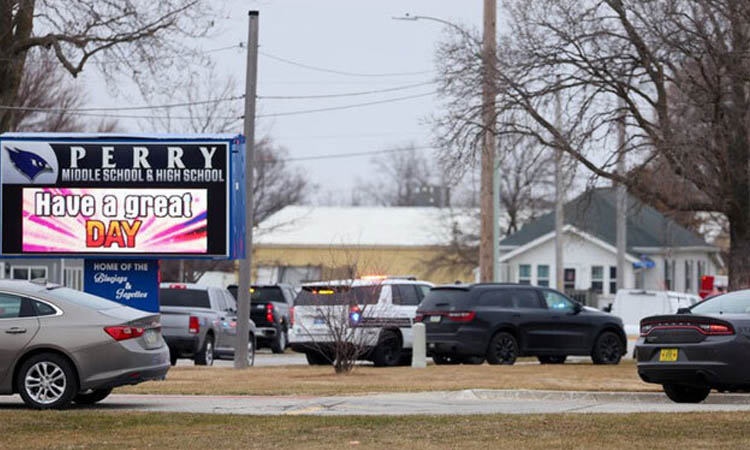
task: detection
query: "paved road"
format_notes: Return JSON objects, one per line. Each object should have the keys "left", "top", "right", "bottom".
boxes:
{"left": 3, "top": 389, "right": 750, "bottom": 415}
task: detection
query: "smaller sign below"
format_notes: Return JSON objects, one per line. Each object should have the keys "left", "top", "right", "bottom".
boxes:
{"left": 83, "top": 260, "right": 159, "bottom": 313}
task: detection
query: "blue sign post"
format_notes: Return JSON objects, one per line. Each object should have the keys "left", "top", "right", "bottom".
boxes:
{"left": 83, "top": 260, "right": 160, "bottom": 312}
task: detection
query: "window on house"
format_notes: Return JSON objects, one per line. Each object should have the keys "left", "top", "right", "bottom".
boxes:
{"left": 697, "top": 260, "right": 705, "bottom": 286}
{"left": 591, "top": 266, "right": 603, "bottom": 294}
{"left": 10, "top": 266, "right": 47, "bottom": 281}
{"left": 609, "top": 266, "right": 617, "bottom": 294}
{"left": 537, "top": 265, "right": 549, "bottom": 287}
{"left": 518, "top": 264, "right": 531, "bottom": 285}
{"left": 685, "top": 260, "right": 694, "bottom": 293}
{"left": 564, "top": 268, "right": 576, "bottom": 290}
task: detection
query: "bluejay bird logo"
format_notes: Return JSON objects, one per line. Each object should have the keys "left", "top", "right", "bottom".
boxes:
{"left": 6, "top": 147, "right": 53, "bottom": 180}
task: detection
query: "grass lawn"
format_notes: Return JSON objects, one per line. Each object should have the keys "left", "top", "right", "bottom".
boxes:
{"left": 2, "top": 410, "right": 748, "bottom": 449}
{"left": 118, "top": 360, "right": 656, "bottom": 396}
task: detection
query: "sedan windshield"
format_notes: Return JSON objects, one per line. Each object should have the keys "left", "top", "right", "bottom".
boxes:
{"left": 691, "top": 291, "right": 750, "bottom": 315}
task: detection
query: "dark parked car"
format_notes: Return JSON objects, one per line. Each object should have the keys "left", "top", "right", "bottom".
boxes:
{"left": 228, "top": 284, "right": 295, "bottom": 353}
{"left": 636, "top": 290, "right": 750, "bottom": 403}
{"left": 416, "top": 283, "right": 626, "bottom": 365}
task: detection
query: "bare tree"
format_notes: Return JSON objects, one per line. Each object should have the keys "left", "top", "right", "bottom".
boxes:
{"left": 437, "top": 0, "right": 750, "bottom": 287}
{"left": 0, "top": 0, "right": 217, "bottom": 132}
{"left": 355, "top": 144, "right": 436, "bottom": 206}
{"left": 8, "top": 49, "right": 118, "bottom": 132}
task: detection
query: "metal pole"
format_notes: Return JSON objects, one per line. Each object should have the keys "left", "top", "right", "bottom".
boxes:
{"left": 493, "top": 156, "right": 501, "bottom": 282}
{"left": 479, "top": 0, "right": 497, "bottom": 282}
{"left": 554, "top": 84, "right": 564, "bottom": 291}
{"left": 235, "top": 10, "right": 259, "bottom": 369}
{"left": 616, "top": 96, "right": 627, "bottom": 292}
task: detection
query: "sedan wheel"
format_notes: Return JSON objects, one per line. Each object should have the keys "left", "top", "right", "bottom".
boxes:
{"left": 663, "top": 384, "right": 711, "bottom": 403}
{"left": 17, "top": 353, "right": 78, "bottom": 410}
{"left": 487, "top": 332, "right": 518, "bottom": 365}
{"left": 592, "top": 332, "right": 623, "bottom": 365}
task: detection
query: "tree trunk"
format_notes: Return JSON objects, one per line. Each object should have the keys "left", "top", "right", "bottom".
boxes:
{"left": 728, "top": 213, "right": 750, "bottom": 291}
{"left": 0, "top": 0, "right": 35, "bottom": 132}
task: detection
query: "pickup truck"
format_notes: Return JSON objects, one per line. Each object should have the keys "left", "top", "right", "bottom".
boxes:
{"left": 160, "top": 283, "right": 257, "bottom": 366}
{"left": 228, "top": 284, "right": 295, "bottom": 353}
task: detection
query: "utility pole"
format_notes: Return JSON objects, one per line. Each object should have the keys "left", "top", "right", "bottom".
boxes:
{"left": 235, "top": 10, "right": 259, "bottom": 369}
{"left": 479, "top": 0, "right": 497, "bottom": 282}
{"left": 554, "top": 83, "right": 564, "bottom": 291}
{"left": 616, "top": 96, "right": 627, "bottom": 292}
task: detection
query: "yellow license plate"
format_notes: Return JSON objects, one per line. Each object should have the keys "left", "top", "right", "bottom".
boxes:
{"left": 659, "top": 349, "right": 678, "bottom": 362}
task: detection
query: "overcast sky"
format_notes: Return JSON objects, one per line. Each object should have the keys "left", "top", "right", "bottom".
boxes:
{"left": 80, "top": 1, "right": 491, "bottom": 204}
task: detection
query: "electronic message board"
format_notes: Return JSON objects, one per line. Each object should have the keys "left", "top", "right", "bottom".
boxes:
{"left": 0, "top": 135, "right": 240, "bottom": 258}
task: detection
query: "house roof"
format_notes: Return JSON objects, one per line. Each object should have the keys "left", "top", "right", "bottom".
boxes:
{"left": 255, "top": 206, "right": 476, "bottom": 247}
{"left": 500, "top": 188, "right": 713, "bottom": 251}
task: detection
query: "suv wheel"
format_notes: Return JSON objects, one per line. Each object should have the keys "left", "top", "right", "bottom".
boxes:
{"left": 17, "top": 353, "right": 78, "bottom": 409}
{"left": 538, "top": 355, "right": 567, "bottom": 364}
{"left": 74, "top": 388, "right": 113, "bottom": 405}
{"left": 663, "top": 384, "right": 711, "bottom": 403}
{"left": 372, "top": 330, "right": 402, "bottom": 367}
{"left": 195, "top": 334, "right": 214, "bottom": 366}
{"left": 271, "top": 328, "right": 287, "bottom": 354}
{"left": 486, "top": 332, "right": 518, "bottom": 365}
{"left": 591, "top": 331, "right": 623, "bottom": 365}
{"left": 305, "top": 351, "right": 331, "bottom": 365}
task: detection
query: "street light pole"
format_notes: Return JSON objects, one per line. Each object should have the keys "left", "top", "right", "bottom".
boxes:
{"left": 235, "top": 10, "right": 259, "bottom": 369}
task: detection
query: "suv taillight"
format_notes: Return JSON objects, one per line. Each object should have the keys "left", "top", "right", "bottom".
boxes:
{"left": 266, "top": 303, "right": 274, "bottom": 323}
{"left": 105, "top": 326, "right": 145, "bottom": 341}
{"left": 289, "top": 307, "right": 295, "bottom": 326}
{"left": 447, "top": 311, "right": 476, "bottom": 322}
{"left": 414, "top": 313, "right": 424, "bottom": 322}
{"left": 189, "top": 316, "right": 200, "bottom": 334}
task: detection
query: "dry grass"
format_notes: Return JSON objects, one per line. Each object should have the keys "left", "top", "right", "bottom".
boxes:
{"left": 118, "top": 360, "right": 656, "bottom": 396}
{"left": 2, "top": 410, "right": 749, "bottom": 449}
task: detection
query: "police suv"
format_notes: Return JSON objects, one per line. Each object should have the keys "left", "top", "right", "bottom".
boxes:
{"left": 289, "top": 276, "right": 433, "bottom": 366}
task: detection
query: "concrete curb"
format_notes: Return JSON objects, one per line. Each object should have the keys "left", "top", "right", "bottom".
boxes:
{"left": 441, "top": 389, "right": 750, "bottom": 405}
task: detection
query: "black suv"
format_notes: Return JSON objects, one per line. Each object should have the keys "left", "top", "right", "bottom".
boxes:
{"left": 228, "top": 284, "right": 295, "bottom": 353}
{"left": 417, "top": 283, "right": 626, "bottom": 365}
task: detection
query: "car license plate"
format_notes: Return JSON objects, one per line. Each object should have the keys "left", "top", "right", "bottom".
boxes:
{"left": 144, "top": 329, "right": 158, "bottom": 345}
{"left": 659, "top": 348, "right": 678, "bottom": 362}
{"left": 429, "top": 315, "right": 441, "bottom": 323}
{"left": 313, "top": 317, "right": 326, "bottom": 325}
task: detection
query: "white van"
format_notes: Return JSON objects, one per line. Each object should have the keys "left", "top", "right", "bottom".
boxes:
{"left": 611, "top": 289, "right": 701, "bottom": 357}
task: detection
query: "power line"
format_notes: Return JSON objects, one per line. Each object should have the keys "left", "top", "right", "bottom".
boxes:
{"left": 258, "top": 81, "right": 435, "bottom": 100}
{"left": 259, "top": 50, "right": 432, "bottom": 78}
{"left": 0, "top": 96, "right": 244, "bottom": 113}
{"left": 0, "top": 90, "right": 435, "bottom": 120}
{"left": 277, "top": 145, "right": 435, "bottom": 163}
{"left": 257, "top": 91, "right": 436, "bottom": 118}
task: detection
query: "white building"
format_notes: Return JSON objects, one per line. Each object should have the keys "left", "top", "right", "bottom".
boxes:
{"left": 498, "top": 188, "right": 723, "bottom": 307}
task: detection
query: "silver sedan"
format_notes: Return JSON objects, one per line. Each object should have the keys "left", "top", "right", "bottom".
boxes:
{"left": 0, "top": 280, "right": 169, "bottom": 409}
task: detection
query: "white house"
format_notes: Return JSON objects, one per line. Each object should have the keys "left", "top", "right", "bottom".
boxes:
{"left": 498, "top": 188, "right": 723, "bottom": 307}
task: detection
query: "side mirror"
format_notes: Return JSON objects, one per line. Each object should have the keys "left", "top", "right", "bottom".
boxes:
{"left": 676, "top": 307, "right": 691, "bottom": 314}
{"left": 572, "top": 302, "right": 583, "bottom": 314}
